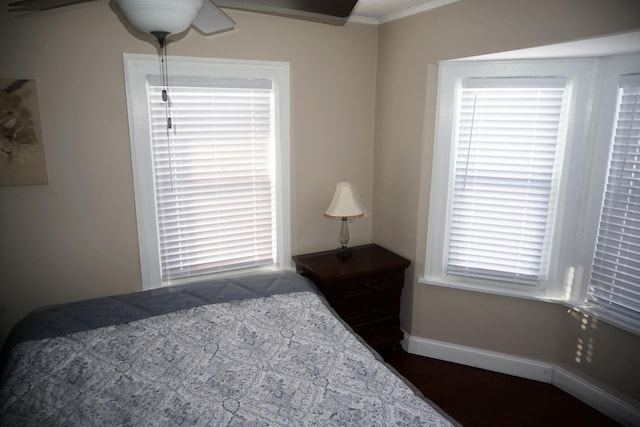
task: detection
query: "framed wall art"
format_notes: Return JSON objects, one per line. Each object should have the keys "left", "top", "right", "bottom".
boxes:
{"left": 1, "top": 79, "right": 48, "bottom": 186}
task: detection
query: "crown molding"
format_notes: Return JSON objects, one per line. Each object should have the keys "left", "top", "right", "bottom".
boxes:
{"left": 349, "top": 0, "right": 460, "bottom": 25}
{"left": 379, "top": 0, "right": 460, "bottom": 23}
{"left": 348, "top": 15, "right": 379, "bottom": 25}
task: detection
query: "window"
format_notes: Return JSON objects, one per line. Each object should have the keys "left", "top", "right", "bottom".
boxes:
{"left": 124, "top": 54, "right": 290, "bottom": 289}
{"left": 585, "top": 71, "right": 640, "bottom": 331}
{"left": 447, "top": 77, "right": 567, "bottom": 286}
{"left": 423, "top": 54, "right": 640, "bottom": 334}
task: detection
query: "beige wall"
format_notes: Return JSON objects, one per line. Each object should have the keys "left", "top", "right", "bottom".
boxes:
{"left": 373, "top": 0, "right": 640, "bottom": 402}
{"left": 0, "top": 4, "right": 377, "bottom": 343}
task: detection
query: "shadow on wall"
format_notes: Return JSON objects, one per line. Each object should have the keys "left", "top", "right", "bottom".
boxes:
{"left": 0, "top": 305, "right": 6, "bottom": 348}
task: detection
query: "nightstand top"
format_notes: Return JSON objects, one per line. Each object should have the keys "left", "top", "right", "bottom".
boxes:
{"left": 292, "top": 244, "right": 410, "bottom": 283}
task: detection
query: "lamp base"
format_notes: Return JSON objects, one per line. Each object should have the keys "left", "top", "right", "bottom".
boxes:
{"left": 336, "top": 246, "right": 352, "bottom": 259}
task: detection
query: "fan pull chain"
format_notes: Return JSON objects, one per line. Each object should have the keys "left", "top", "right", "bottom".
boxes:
{"left": 156, "top": 32, "right": 172, "bottom": 131}
{"left": 153, "top": 31, "right": 176, "bottom": 191}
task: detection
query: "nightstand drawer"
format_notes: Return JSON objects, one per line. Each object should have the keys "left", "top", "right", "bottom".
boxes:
{"left": 335, "top": 302, "right": 400, "bottom": 326}
{"left": 321, "top": 271, "right": 404, "bottom": 301}
{"left": 352, "top": 318, "right": 402, "bottom": 347}
{"left": 330, "top": 287, "right": 401, "bottom": 320}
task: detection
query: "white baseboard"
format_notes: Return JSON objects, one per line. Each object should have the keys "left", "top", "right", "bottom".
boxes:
{"left": 552, "top": 367, "right": 640, "bottom": 427}
{"left": 404, "top": 334, "right": 640, "bottom": 426}
{"left": 405, "top": 334, "right": 555, "bottom": 382}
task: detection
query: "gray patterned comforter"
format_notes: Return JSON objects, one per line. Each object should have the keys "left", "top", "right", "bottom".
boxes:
{"left": 0, "top": 273, "right": 455, "bottom": 426}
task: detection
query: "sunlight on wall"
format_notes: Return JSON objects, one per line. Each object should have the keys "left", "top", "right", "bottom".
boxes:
{"left": 563, "top": 265, "right": 576, "bottom": 300}
{"left": 570, "top": 310, "right": 599, "bottom": 364}
{"left": 575, "top": 336, "right": 595, "bottom": 364}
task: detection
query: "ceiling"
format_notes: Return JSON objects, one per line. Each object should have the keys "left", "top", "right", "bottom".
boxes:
{"left": 351, "top": 0, "right": 459, "bottom": 23}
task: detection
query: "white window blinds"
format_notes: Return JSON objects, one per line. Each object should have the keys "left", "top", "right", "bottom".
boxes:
{"left": 588, "top": 73, "right": 640, "bottom": 328}
{"left": 446, "top": 78, "right": 567, "bottom": 286}
{"left": 147, "top": 77, "right": 276, "bottom": 282}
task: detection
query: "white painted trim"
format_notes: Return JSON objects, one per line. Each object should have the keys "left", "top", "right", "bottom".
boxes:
{"left": 424, "top": 58, "right": 600, "bottom": 302}
{"left": 347, "top": 15, "right": 379, "bottom": 25}
{"left": 123, "top": 53, "right": 291, "bottom": 289}
{"left": 378, "top": 0, "right": 460, "bottom": 24}
{"left": 407, "top": 334, "right": 554, "bottom": 382}
{"left": 553, "top": 367, "right": 640, "bottom": 427}
{"left": 405, "top": 334, "right": 640, "bottom": 426}
{"left": 349, "top": 0, "right": 461, "bottom": 25}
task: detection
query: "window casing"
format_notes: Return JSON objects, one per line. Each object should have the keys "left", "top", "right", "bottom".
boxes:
{"left": 124, "top": 54, "right": 291, "bottom": 289}
{"left": 576, "top": 56, "right": 640, "bottom": 334}
{"left": 446, "top": 77, "right": 568, "bottom": 287}
{"left": 587, "top": 73, "right": 640, "bottom": 329}
{"left": 423, "top": 54, "right": 640, "bottom": 335}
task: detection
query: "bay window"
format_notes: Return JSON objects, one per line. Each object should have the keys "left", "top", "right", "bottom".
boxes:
{"left": 423, "top": 54, "right": 640, "bottom": 334}
{"left": 583, "top": 65, "right": 640, "bottom": 332}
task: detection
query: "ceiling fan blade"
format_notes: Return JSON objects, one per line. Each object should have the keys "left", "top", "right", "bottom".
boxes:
{"left": 9, "top": 0, "right": 98, "bottom": 12}
{"left": 214, "top": 0, "right": 358, "bottom": 25}
{"left": 192, "top": 0, "right": 236, "bottom": 35}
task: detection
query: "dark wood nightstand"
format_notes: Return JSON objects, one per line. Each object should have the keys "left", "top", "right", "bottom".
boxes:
{"left": 292, "top": 244, "right": 410, "bottom": 352}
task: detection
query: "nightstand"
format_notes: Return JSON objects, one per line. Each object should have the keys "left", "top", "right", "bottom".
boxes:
{"left": 292, "top": 244, "right": 410, "bottom": 351}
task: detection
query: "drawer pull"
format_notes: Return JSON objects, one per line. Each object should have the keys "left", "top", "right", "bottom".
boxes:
{"left": 361, "top": 304, "right": 379, "bottom": 312}
{"left": 364, "top": 283, "right": 378, "bottom": 290}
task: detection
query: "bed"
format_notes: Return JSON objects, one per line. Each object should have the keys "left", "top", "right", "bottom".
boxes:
{"left": 0, "top": 271, "right": 457, "bottom": 426}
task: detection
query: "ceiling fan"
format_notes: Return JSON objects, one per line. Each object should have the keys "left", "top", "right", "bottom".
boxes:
{"left": 9, "top": 0, "right": 360, "bottom": 42}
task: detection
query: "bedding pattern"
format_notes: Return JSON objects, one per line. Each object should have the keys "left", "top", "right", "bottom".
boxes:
{"left": 1, "top": 289, "right": 454, "bottom": 426}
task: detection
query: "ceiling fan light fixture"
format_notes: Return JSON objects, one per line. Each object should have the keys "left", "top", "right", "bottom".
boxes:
{"left": 115, "top": 0, "right": 204, "bottom": 36}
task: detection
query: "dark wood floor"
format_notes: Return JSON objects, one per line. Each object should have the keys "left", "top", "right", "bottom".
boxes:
{"left": 383, "top": 351, "right": 621, "bottom": 427}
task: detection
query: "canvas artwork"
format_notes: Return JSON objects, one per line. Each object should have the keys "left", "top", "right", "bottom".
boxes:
{"left": 0, "top": 79, "right": 48, "bottom": 186}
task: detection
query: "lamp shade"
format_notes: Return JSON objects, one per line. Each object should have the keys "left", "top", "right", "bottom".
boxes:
{"left": 324, "top": 182, "right": 365, "bottom": 220}
{"left": 116, "top": 0, "right": 203, "bottom": 35}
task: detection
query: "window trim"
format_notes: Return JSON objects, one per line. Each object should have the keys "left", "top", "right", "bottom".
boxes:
{"left": 446, "top": 76, "right": 570, "bottom": 288}
{"left": 422, "top": 58, "right": 596, "bottom": 302}
{"left": 422, "top": 53, "right": 640, "bottom": 335}
{"left": 123, "top": 53, "right": 291, "bottom": 290}
{"left": 572, "top": 53, "right": 640, "bottom": 335}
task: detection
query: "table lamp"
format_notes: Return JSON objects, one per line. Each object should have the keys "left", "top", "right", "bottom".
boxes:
{"left": 324, "top": 182, "right": 365, "bottom": 258}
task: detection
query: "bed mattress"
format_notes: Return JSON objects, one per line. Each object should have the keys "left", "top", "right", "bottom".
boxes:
{"left": 0, "top": 271, "right": 456, "bottom": 426}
